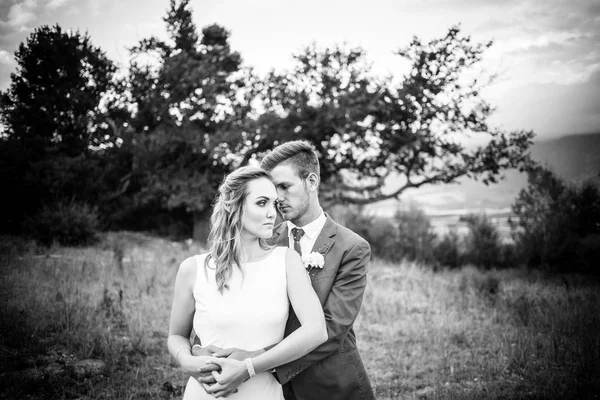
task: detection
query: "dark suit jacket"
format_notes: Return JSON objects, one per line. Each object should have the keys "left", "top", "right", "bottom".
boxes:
{"left": 271, "top": 215, "right": 375, "bottom": 400}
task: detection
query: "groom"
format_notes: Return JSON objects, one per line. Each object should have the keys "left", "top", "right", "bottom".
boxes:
{"left": 197, "top": 140, "right": 375, "bottom": 400}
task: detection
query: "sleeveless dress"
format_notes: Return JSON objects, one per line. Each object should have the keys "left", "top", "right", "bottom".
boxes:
{"left": 182, "top": 247, "right": 289, "bottom": 400}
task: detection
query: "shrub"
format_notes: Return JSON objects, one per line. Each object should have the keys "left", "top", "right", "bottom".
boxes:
{"left": 26, "top": 200, "right": 99, "bottom": 246}
{"left": 342, "top": 204, "right": 439, "bottom": 263}
{"left": 511, "top": 164, "right": 600, "bottom": 273}
{"left": 341, "top": 205, "right": 401, "bottom": 261}
{"left": 434, "top": 228, "right": 463, "bottom": 268}
{"left": 394, "top": 206, "right": 437, "bottom": 264}
{"left": 461, "top": 213, "right": 503, "bottom": 269}
{"left": 574, "top": 234, "right": 600, "bottom": 275}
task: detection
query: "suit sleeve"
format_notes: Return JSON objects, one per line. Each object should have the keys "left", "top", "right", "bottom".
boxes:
{"left": 275, "top": 239, "right": 371, "bottom": 384}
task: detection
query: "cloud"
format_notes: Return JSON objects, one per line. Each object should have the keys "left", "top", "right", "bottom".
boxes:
{"left": 487, "top": 70, "right": 600, "bottom": 136}
{"left": 472, "top": 0, "right": 600, "bottom": 90}
{"left": 45, "top": 0, "right": 70, "bottom": 10}
{"left": 4, "top": 0, "right": 38, "bottom": 31}
{"left": 0, "top": 50, "right": 15, "bottom": 65}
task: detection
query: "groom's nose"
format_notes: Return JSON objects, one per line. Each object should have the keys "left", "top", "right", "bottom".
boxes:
{"left": 276, "top": 189, "right": 285, "bottom": 202}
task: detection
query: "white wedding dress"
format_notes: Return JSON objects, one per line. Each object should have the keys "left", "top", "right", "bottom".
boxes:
{"left": 182, "top": 247, "right": 289, "bottom": 400}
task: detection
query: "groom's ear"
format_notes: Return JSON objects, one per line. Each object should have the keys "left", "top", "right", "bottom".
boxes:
{"left": 307, "top": 172, "right": 319, "bottom": 192}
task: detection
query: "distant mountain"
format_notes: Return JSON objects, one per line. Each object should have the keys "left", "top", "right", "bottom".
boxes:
{"left": 367, "top": 132, "right": 600, "bottom": 217}
{"left": 530, "top": 132, "right": 600, "bottom": 182}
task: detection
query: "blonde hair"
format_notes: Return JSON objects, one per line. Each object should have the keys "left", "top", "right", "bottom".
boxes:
{"left": 205, "top": 166, "right": 273, "bottom": 293}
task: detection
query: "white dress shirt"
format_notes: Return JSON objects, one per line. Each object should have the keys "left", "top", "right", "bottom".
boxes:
{"left": 286, "top": 209, "right": 327, "bottom": 256}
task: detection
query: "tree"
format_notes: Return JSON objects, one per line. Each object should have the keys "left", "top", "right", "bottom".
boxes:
{"left": 394, "top": 206, "right": 437, "bottom": 263}
{"left": 120, "top": 0, "right": 254, "bottom": 241}
{"left": 460, "top": 214, "right": 502, "bottom": 269}
{"left": 0, "top": 24, "right": 116, "bottom": 233}
{"left": 246, "top": 26, "right": 533, "bottom": 206}
{"left": 0, "top": 24, "right": 116, "bottom": 156}
{"left": 510, "top": 164, "right": 600, "bottom": 273}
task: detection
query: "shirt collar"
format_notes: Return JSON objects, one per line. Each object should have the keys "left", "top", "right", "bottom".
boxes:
{"left": 287, "top": 209, "right": 326, "bottom": 240}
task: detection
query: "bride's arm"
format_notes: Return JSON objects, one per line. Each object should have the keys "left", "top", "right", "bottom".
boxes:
{"left": 204, "top": 249, "right": 327, "bottom": 396}
{"left": 252, "top": 248, "right": 328, "bottom": 370}
{"left": 167, "top": 257, "right": 212, "bottom": 374}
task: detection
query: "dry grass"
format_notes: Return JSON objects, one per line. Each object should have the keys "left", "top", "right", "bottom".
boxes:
{"left": 1, "top": 232, "right": 599, "bottom": 399}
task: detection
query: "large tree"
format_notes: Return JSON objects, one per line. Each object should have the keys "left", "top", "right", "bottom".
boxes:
{"left": 246, "top": 26, "right": 533, "bottom": 206}
{"left": 0, "top": 24, "right": 116, "bottom": 232}
{"left": 0, "top": 24, "right": 116, "bottom": 156}
{"left": 120, "top": 0, "right": 254, "bottom": 240}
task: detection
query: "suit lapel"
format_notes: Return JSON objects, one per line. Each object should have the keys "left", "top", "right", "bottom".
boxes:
{"left": 272, "top": 216, "right": 336, "bottom": 280}
{"left": 308, "top": 216, "right": 336, "bottom": 280}
{"left": 270, "top": 223, "right": 289, "bottom": 248}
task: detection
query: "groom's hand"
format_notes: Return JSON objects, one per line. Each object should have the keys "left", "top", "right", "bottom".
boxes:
{"left": 193, "top": 345, "right": 222, "bottom": 385}
{"left": 192, "top": 344, "right": 223, "bottom": 357}
{"left": 212, "top": 347, "right": 265, "bottom": 361}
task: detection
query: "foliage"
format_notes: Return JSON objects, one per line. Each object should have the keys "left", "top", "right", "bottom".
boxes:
{"left": 25, "top": 200, "right": 99, "bottom": 246}
{"left": 339, "top": 206, "right": 400, "bottom": 262}
{"left": 0, "top": 24, "right": 116, "bottom": 156}
{"left": 460, "top": 213, "right": 502, "bottom": 269}
{"left": 247, "top": 26, "right": 533, "bottom": 206}
{"left": 511, "top": 164, "right": 600, "bottom": 273}
{"left": 114, "top": 0, "right": 255, "bottom": 240}
{"left": 433, "top": 228, "right": 463, "bottom": 268}
{"left": 342, "top": 205, "right": 438, "bottom": 263}
{"left": 0, "top": 25, "right": 117, "bottom": 236}
{"left": 342, "top": 205, "right": 436, "bottom": 264}
{"left": 394, "top": 206, "right": 437, "bottom": 263}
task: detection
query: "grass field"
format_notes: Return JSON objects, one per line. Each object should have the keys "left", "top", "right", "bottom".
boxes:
{"left": 1, "top": 232, "right": 599, "bottom": 399}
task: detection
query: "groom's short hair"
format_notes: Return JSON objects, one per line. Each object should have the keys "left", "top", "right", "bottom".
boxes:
{"left": 260, "top": 140, "right": 320, "bottom": 180}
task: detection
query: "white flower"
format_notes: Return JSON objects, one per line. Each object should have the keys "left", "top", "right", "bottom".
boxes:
{"left": 302, "top": 252, "right": 325, "bottom": 271}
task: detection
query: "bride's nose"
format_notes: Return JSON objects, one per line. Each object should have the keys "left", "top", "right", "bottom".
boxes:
{"left": 267, "top": 204, "right": 276, "bottom": 219}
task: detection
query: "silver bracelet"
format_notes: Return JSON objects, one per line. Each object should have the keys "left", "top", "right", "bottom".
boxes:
{"left": 244, "top": 358, "right": 256, "bottom": 378}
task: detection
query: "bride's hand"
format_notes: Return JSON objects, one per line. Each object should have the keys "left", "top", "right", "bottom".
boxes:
{"left": 203, "top": 357, "right": 250, "bottom": 398}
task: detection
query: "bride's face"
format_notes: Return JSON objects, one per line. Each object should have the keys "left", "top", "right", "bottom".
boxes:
{"left": 240, "top": 177, "right": 278, "bottom": 239}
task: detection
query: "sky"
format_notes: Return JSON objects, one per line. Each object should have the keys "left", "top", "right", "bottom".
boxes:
{"left": 1, "top": 0, "right": 599, "bottom": 140}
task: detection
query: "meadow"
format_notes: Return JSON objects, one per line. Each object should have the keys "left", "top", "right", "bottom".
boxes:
{"left": 1, "top": 232, "right": 599, "bottom": 399}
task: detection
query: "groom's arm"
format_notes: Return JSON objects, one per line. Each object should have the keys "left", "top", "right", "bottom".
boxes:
{"left": 275, "top": 239, "right": 370, "bottom": 384}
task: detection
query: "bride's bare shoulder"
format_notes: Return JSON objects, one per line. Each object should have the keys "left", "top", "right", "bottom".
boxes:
{"left": 177, "top": 255, "right": 202, "bottom": 279}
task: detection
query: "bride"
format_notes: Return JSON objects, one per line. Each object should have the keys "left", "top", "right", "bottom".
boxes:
{"left": 167, "top": 166, "right": 327, "bottom": 399}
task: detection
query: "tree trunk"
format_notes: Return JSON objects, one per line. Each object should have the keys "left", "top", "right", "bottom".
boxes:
{"left": 193, "top": 208, "right": 211, "bottom": 245}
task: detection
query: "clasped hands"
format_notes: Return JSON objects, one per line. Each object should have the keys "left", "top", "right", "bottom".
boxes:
{"left": 188, "top": 345, "right": 265, "bottom": 398}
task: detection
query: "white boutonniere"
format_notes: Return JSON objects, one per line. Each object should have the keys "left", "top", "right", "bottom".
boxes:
{"left": 302, "top": 251, "right": 325, "bottom": 274}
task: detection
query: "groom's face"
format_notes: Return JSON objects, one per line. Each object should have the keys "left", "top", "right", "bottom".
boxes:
{"left": 270, "top": 163, "right": 310, "bottom": 225}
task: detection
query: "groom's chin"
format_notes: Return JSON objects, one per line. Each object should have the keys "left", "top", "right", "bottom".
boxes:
{"left": 278, "top": 209, "right": 294, "bottom": 221}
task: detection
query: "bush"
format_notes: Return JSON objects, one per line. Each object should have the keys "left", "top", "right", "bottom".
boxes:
{"left": 574, "top": 234, "right": 600, "bottom": 275}
{"left": 26, "top": 200, "right": 99, "bottom": 246}
{"left": 461, "top": 214, "right": 503, "bottom": 269}
{"left": 511, "top": 164, "right": 600, "bottom": 273}
{"left": 341, "top": 205, "right": 401, "bottom": 261}
{"left": 434, "top": 228, "right": 463, "bottom": 268}
{"left": 394, "top": 206, "right": 437, "bottom": 264}
{"left": 341, "top": 204, "right": 437, "bottom": 263}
